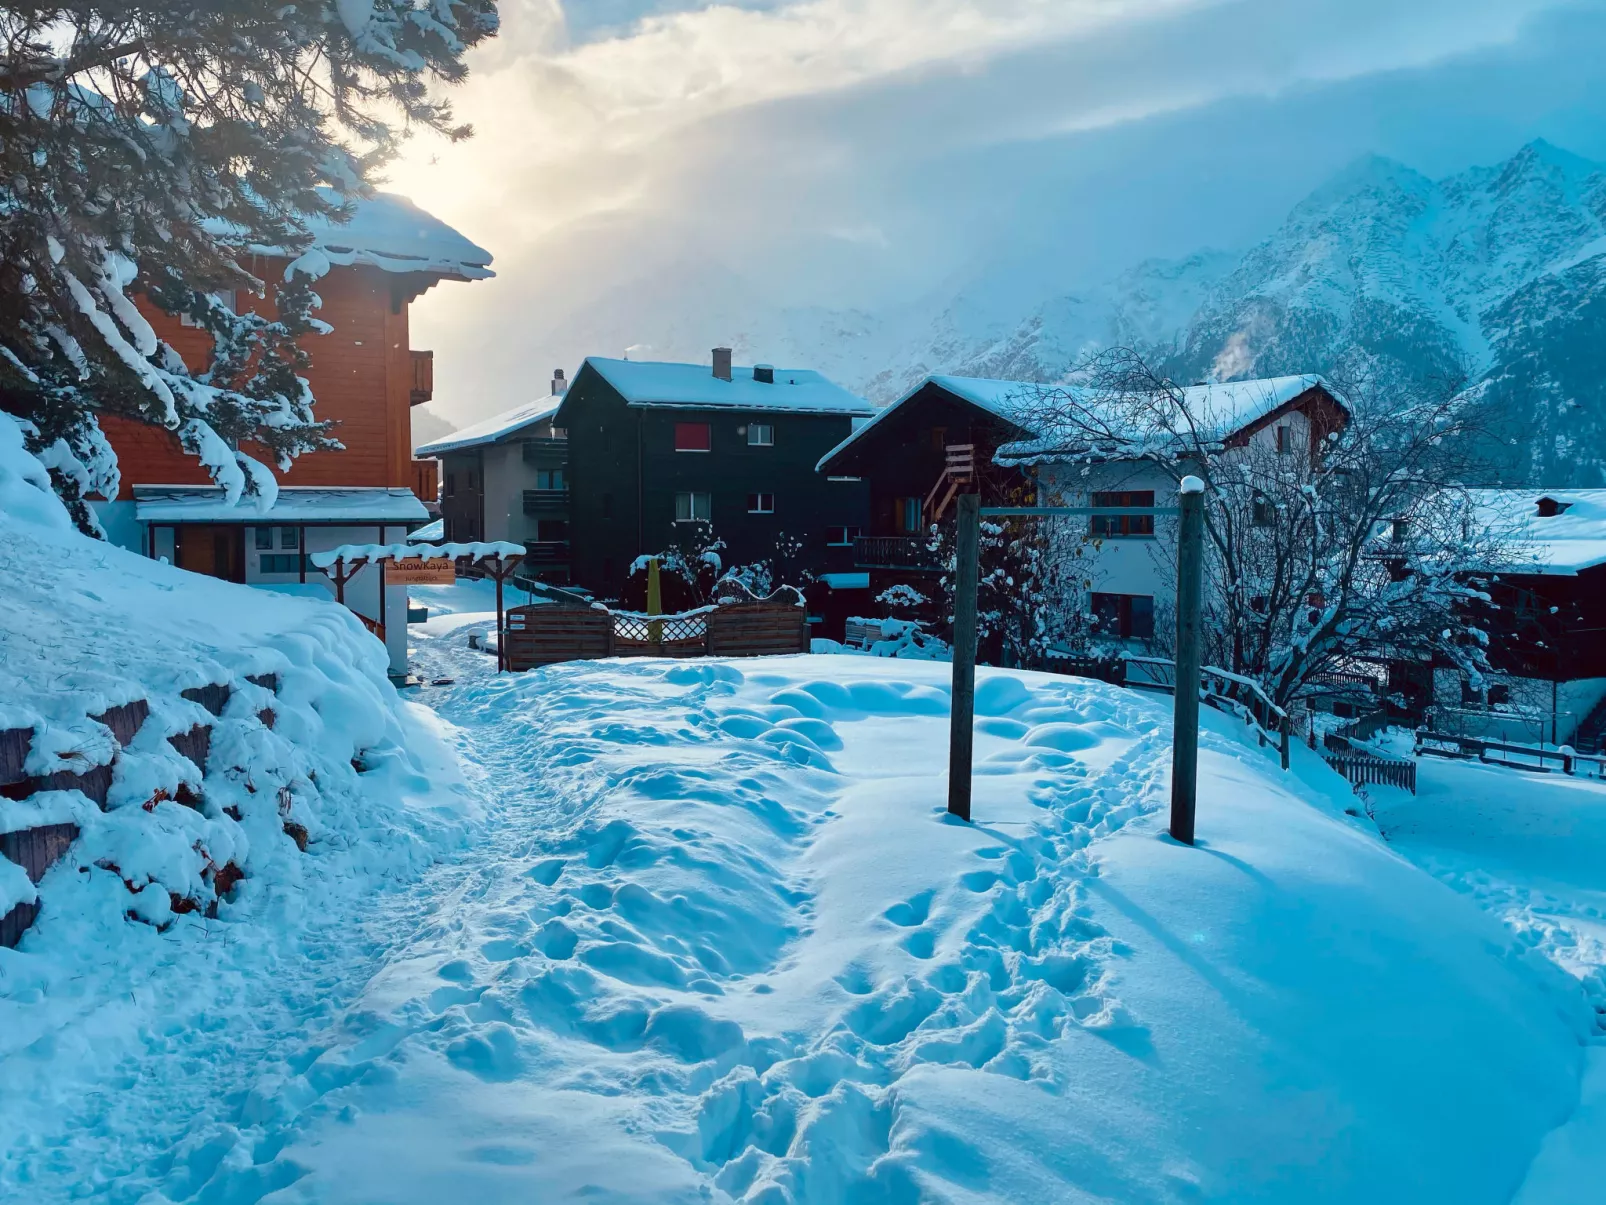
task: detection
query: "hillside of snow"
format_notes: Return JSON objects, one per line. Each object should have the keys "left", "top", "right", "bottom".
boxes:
{"left": 104, "top": 643, "right": 1592, "bottom": 1205}
{"left": 0, "top": 416, "right": 478, "bottom": 1190}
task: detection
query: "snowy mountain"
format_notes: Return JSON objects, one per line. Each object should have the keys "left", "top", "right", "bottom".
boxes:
{"left": 889, "top": 140, "right": 1606, "bottom": 484}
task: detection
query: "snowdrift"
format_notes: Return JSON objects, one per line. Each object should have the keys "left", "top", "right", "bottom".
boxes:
{"left": 209, "top": 655, "right": 1590, "bottom": 1205}
{"left": 0, "top": 410, "right": 472, "bottom": 954}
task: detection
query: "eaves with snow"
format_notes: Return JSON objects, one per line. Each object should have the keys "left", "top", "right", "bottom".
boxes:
{"left": 211, "top": 192, "right": 493, "bottom": 284}
{"left": 1470, "top": 488, "right": 1606, "bottom": 575}
{"left": 582, "top": 357, "right": 874, "bottom": 417}
{"left": 415, "top": 397, "right": 562, "bottom": 458}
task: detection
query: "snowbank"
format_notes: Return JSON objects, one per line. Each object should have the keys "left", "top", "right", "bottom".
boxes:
{"left": 0, "top": 416, "right": 477, "bottom": 1162}
{"left": 181, "top": 655, "right": 1585, "bottom": 1204}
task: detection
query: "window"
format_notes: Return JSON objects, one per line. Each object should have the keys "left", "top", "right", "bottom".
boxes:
{"left": 445, "top": 473, "right": 456, "bottom": 498}
{"left": 1089, "top": 491, "right": 1155, "bottom": 538}
{"left": 898, "top": 496, "right": 922, "bottom": 533}
{"left": 930, "top": 426, "right": 948, "bottom": 451}
{"left": 1275, "top": 425, "right": 1292, "bottom": 455}
{"left": 674, "top": 422, "right": 711, "bottom": 452}
{"left": 536, "top": 519, "right": 569, "bottom": 542}
{"left": 826, "top": 525, "right": 863, "bottom": 546}
{"left": 1251, "top": 494, "right": 1275, "bottom": 526}
{"left": 747, "top": 492, "right": 775, "bottom": 514}
{"left": 675, "top": 491, "right": 712, "bottom": 522}
{"left": 1090, "top": 592, "right": 1155, "bottom": 641}
{"left": 1391, "top": 518, "right": 1410, "bottom": 544}
{"left": 260, "top": 553, "right": 304, "bottom": 574}
{"left": 747, "top": 422, "right": 774, "bottom": 447}
{"left": 179, "top": 290, "right": 235, "bottom": 328}
{"left": 534, "top": 467, "right": 565, "bottom": 491}
{"left": 254, "top": 527, "right": 273, "bottom": 551}
{"left": 280, "top": 527, "right": 299, "bottom": 549}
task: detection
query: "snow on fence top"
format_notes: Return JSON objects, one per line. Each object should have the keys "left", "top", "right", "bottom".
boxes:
{"left": 133, "top": 486, "right": 429, "bottom": 525}
{"left": 415, "top": 397, "right": 562, "bottom": 457}
{"left": 309, "top": 541, "right": 524, "bottom": 569}
{"left": 583, "top": 357, "right": 874, "bottom": 417}
{"left": 1469, "top": 488, "right": 1606, "bottom": 574}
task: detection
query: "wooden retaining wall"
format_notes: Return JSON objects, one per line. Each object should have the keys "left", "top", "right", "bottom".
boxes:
{"left": 0, "top": 677, "right": 252, "bottom": 948}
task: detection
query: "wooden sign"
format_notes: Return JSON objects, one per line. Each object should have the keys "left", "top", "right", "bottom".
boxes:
{"left": 386, "top": 557, "right": 456, "bottom": 585}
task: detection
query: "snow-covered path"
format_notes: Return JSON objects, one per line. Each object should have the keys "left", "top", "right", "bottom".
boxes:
{"left": 4, "top": 590, "right": 1597, "bottom": 1203}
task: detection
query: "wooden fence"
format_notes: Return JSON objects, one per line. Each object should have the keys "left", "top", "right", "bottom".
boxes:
{"left": 1321, "top": 749, "right": 1418, "bottom": 793}
{"left": 503, "top": 599, "right": 808, "bottom": 672}
{"left": 1414, "top": 729, "right": 1606, "bottom": 778}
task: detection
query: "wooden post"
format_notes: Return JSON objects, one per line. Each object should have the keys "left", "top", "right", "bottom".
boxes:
{"left": 334, "top": 558, "right": 347, "bottom": 606}
{"left": 948, "top": 492, "right": 980, "bottom": 823}
{"left": 646, "top": 557, "right": 663, "bottom": 647}
{"left": 1280, "top": 713, "right": 1291, "bottom": 771}
{"left": 1171, "top": 477, "right": 1205, "bottom": 845}
{"left": 494, "top": 559, "right": 506, "bottom": 673}
{"left": 378, "top": 557, "right": 387, "bottom": 633}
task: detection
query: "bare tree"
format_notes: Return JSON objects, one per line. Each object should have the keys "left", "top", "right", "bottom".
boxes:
{"left": 1008, "top": 349, "right": 1516, "bottom": 710}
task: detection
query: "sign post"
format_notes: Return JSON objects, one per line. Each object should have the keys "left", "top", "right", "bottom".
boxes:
{"left": 1170, "top": 476, "right": 1206, "bottom": 845}
{"left": 947, "top": 492, "right": 981, "bottom": 822}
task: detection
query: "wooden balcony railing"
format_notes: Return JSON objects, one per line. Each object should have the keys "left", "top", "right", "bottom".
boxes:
{"left": 411, "top": 458, "right": 438, "bottom": 503}
{"left": 853, "top": 535, "right": 939, "bottom": 571}
{"left": 410, "top": 349, "right": 434, "bottom": 406}
{"left": 523, "top": 540, "right": 570, "bottom": 564}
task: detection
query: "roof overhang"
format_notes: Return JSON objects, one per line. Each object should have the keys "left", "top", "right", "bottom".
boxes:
{"left": 133, "top": 486, "right": 429, "bottom": 525}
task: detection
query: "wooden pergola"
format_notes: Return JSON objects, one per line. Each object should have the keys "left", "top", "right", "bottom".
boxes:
{"left": 310, "top": 541, "right": 525, "bottom": 671}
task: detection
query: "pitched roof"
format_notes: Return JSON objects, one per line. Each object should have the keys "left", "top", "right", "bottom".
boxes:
{"left": 219, "top": 192, "right": 494, "bottom": 282}
{"left": 132, "top": 486, "right": 428, "bottom": 524}
{"left": 816, "top": 372, "right": 1331, "bottom": 472}
{"left": 996, "top": 374, "right": 1330, "bottom": 463}
{"left": 1468, "top": 488, "right": 1606, "bottom": 575}
{"left": 583, "top": 357, "right": 872, "bottom": 416}
{"left": 415, "top": 397, "right": 562, "bottom": 457}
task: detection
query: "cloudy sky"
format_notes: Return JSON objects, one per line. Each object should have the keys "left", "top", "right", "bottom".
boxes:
{"left": 393, "top": 0, "right": 1606, "bottom": 433}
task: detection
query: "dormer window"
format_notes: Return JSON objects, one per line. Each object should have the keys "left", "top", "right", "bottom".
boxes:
{"left": 1535, "top": 496, "right": 1572, "bottom": 518}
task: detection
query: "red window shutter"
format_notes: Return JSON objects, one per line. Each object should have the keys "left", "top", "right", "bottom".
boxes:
{"left": 674, "top": 422, "right": 711, "bottom": 451}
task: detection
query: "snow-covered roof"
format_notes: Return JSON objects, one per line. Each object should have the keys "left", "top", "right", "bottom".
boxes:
{"left": 309, "top": 540, "right": 523, "bottom": 569}
{"left": 133, "top": 486, "right": 428, "bottom": 525}
{"left": 583, "top": 357, "right": 872, "bottom": 416}
{"left": 1469, "top": 488, "right": 1606, "bottom": 575}
{"left": 819, "top": 373, "right": 1329, "bottom": 472}
{"left": 217, "top": 192, "right": 493, "bottom": 282}
{"left": 415, "top": 397, "right": 562, "bottom": 457}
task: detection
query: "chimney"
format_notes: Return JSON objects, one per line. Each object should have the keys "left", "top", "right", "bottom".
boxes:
{"left": 754, "top": 363, "right": 775, "bottom": 384}
{"left": 551, "top": 367, "right": 567, "bottom": 396}
{"left": 1536, "top": 496, "right": 1571, "bottom": 518}
{"left": 712, "top": 347, "right": 733, "bottom": 381}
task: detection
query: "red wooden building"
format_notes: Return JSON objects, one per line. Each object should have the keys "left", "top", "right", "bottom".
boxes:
{"left": 93, "top": 194, "right": 492, "bottom": 673}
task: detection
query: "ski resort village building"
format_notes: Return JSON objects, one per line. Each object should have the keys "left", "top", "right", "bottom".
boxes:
{"left": 551, "top": 351, "right": 873, "bottom": 616}
{"left": 89, "top": 194, "right": 492, "bottom": 675}
{"left": 415, "top": 372, "right": 571, "bottom": 581}
{"left": 818, "top": 372, "right": 1346, "bottom": 644}
{"left": 1431, "top": 489, "right": 1606, "bottom": 749}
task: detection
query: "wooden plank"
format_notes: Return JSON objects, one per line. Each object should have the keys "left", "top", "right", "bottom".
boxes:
{"left": 181, "top": 683, "right": 231, "bottom": 717}
{"left": 168, "top": 725, "right": 212, "bottom": 776}
{"left": 1, "top": 823, "right": 80, "bottom": 883}
{"left": 35, "top": 764, "right": 113, "bottom": 807}
{"left": 93, "top": 699, "right": 150, "bottom": 747}
{"left": 0, "top": 728, "right": 30, "bottom": 788}
{"left": 0, "top": 900, "right": 38, "bottom": 950}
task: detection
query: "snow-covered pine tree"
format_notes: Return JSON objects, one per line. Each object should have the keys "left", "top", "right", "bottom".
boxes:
{"left": 0, "top": 1, "right": 498, "bottom": 530}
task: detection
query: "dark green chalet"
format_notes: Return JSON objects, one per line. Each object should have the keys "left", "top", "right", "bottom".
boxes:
{"left": 554, "top": 350, "right": 873, "bottom": 609}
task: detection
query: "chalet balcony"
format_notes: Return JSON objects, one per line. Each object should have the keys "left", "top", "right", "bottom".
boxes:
{"left": 409, "top": 350, "right": 433, "bottom": 406}
{"left": 521, "top": 437, "right": 570, "bottom": 464}
{"left": 854, "top": 535, "right": 940, "bottom": 571}
{"left": 522, "top": 488, "right": 570, "bottom": 515}
{"left": 522, "top": 540, "right": 570, "bottom": 565}
{"left": 410, "top": 458, "right": 439, "bottom": 504}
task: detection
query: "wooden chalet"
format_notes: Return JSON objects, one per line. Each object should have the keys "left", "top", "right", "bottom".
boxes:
{"left": 91, "top": 193, "right": 493, "bottom": 675}
{"left": 813, "top": 375, "right": 1042, "bottom": 595}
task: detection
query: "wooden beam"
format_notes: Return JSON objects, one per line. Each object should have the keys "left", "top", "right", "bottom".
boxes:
{"left": 947, "top": 492, "right": 980, "bottom": 822}
{"left": 1170, "top": 478, "right": 1206, "bottom": 845}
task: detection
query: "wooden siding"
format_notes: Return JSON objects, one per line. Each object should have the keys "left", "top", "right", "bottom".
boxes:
{"left": 101, "top": 261, "right": 422, "bottom": 495}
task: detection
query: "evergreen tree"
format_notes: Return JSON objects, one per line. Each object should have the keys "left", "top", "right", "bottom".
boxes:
{"left": 0, "top": 1, "right": 498, "bottom": 530}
